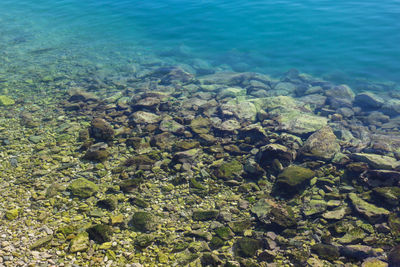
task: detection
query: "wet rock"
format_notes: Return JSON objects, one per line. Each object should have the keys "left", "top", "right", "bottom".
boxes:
{"left": 68, "top": 89, "right": 98, "bottom": 102}
{"left": 251, "top": 198, "right": 297, "bottom": 228}
{"left": 89, "top": 118, "right": 114, "bottom": 142}
{"left": 311, "top": 243, "right": 339, "bottom": 261}
{"left": 28, "top": 135, "right": 41, "bottom": 144}
{"left": 300, "top": 126, "right": 340, "bottom": 161}
{"left": 119, "top": 177, "right": 143, "bottom": 193}
{"left": 234, "top": 237, "right": 262, "bottom": 257}
{"left": 244, "top": 158, "right": 266, "bottom": 178}
{"left": 373, "top": 187, "right": 400, "bottom": 206}
{"left": 220, "top": 101, "right": 258, "bottom": 122}
{"left": 131, "top": 97, "right": 160, "bottom": 111}
{"left": 340, "top": 245, "right": 378, "bottom": 260}
{"left": 5, "top": 208, "right": 19, "bottom": 220}
{"left": 190, "top": 117, "right": 211, "bottom": 134}
{"left": 83, "top": 142, "right": 109, "bottom": 162}
{"left": 97, "top": 196, "right": 118, "bottom": 211}
{"left": 124, "top": 155, "right": 155, "bottom": 169}
{"left": 275, "top": 112, "right": 328, "bottom": 135}
{"left": 354, "top": 92, "right": 384, "bottom": 109}
{"left": 351, "top": 153, "right": 400, "bottom": 170}
{"left": 299, "top": 94, "right": 327, "bottom": 109}
{"left": 69, "top": 232, "right": 89, "bottom": 253}
{"left": 361, "top": 258, "right": 388, "bottom": 267}
{"left": 87, "top": 224, "right": 112, "bottom": 243}
{"left": 273, "top": 82, "right": 297, "bottom": 95}
{"left": 218, "top": 87, "right": 246, "bottom": 99}
{"left": 388, "top": 245, "right": 400, "bottom": 267}
{"left": 382, "top": 99, "right": 400, "bottom": 116}
{"left": 217, "top": 119, "right": 241, "bottom": 132}
{"left": 156, "top": 67, "right": 194, "bottom": 85}
{"left": 192, "top": 210, "right": 219, "bottom": 221}
{"left": 131, "top": 111, "right": 161, "bottom": 124}
{"left": 172, "top": 148, "right": 200, "bottom": 165}
{"left": 348, "top": 193, "right": 389, "bottom": 223}
{"left": 214, "top": 227, "right": 234, "bottom": 240}
{"left": 30, "top": 235, "right": 53, "bottom": 250}
{"left": 68, "top": 178, "right": 99, "bottom": 198}
{"left": 159, "top": 118, "right": 185, "bottom": 134}
{"left": 302, "top": 199, "right": 328, "bottom": 216}
{"left": 228, "top": 219, "right": 252, "bottom": 234}
{"left": 274, "top": 165, "right": 315, "bottom": 197}
{"left": 0, "top": 95, "right": 15, "bottom": 106}
{"left": 337, "top": 227, "right": 366, "bottom": 244}
{"left": 128, "top": 212, "right": 158, "bottom": 232}
{"left": 322, "top": 207, "right": 347, "bottom": 220}
{"left": 256, "top": 143, "right": 296, "bottom": 172}
{"left": 325, "top": 84, "right": 355, "bottom": 109}
{"left": 214, "top": 160, "right": 243, "bottom": 180}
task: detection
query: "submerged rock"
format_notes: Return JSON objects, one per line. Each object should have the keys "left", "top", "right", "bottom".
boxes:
{"left": 300, "top": 126, "right": 340, "bottom": 161}
{"left": 348, "top": 193, "right": 389, "bottom": 223}
{"left": 131, "top": 111, "right": 161, "bottom": 124}
{"left": 274, "top": 165, "right": 315, "bottom": 197}
{"left": 234, "top": 237, "right": 262, "bottom": 257}
{"left": 251, "top": 198, "right": 297, "bottom": 228}
{"left": 373, "top": 187, "right": 400, "bottom": 206}
{"left": 388, "top": 245, "right": 400, "bottom": 267}
{"left": 128, "top": 212, "right": 158, "bottom": 232}
{"left": 192, "top": 210, "right": 219, "bottom": 221}
{"left": 311, "top": 243, "right": 339, "bottom": 261}
{"left": 89, "top": 118, "right": 114, "bottom": 142}
{"left": 83, "top": 142, "right": 109, "bottom": 162}
{"left": 69, "top": 232, "right": 90, "bottom": 253}
{"left": 0, "top": 95, "right": 15, "bottom": 106}
{"left": 190, "top": 117, "right": 211, "bottom": 134}
{"left": 214, "top": 160, "right": 243, "bottom": 180}
{"left": 354, "top": 92, "right": 384, "bottom": 109}
{"left": 351, "top": 153, "right": 400, "bottom": 170}
{"left": 325, "top": 84, "right": 355, "bottom": 109}
{"left": 68, "top": 178, "right": 99, "bottom": 198}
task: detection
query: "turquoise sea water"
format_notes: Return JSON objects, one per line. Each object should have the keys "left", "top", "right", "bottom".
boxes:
{"left": 1, "top": 0, "right": 400, "bottom": 87}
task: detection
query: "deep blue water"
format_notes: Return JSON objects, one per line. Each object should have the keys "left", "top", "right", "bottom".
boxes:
{"left": 1, "top": 0, "right": 400, "bottom": 86}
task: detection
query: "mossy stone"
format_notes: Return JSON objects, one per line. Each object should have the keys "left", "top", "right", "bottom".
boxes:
{"left": 190, "top": 117, "right": 211, "bottom": 134}
{"left": 228, "top": 219, "right": 252, "bottom": 234}
{"left": 192, "top": 210, "right": 219, "bottom": 221}
{"left": 119, "top": 177, "right": 144, "bottom": 193}
{"left": 337, "top": 227, "right": 366, "bottom": 244}
{"left": 0, "top": 95, "right": 15, "bottom": 106}
{"left": 68, "top": 178, "right": 99, "bottom": 198}
{"left": 129, "top": 197, "right": 149, "bottom": 208}
{"left": 5, "top": 208, "right": 19, "bottom": 220}
{"left": 128, "top": 212, "right": 157, "bottom": 232}
{"left": 214, "top": 226, "right": 234, "bottom": 240}
{"left": 135, "top": 233, "right": 156, "bottom": 248}
{"left": 30, "top": 235, "right": 53, "bottom": 250}
{"left": 348, "top": 193, "right": 389, "bottom": 223}
{"left": 97, "top": 196, "right": 118, "bottom": 211}
{"left": 69, "top": 232, "right": 90, "bottom": 253}
{"left": 214, "top": 160, "right": 243, "bottom": 180}
{"left": 87, "top": 224, "right": 112, "bottom": 243}
{"left": 373, "top": 187, "right": 400, "bottom": 206}
{"left": 311, "top": 243, "right": 339, "bottom": 261}
{"left": 235, "top": 237, "right": 261, "bottom": 257}
{"left": 274, "top": 165, "right": 315, "bottom": 197}
{"left": 209, "top": 236, "right": 224, "bottom": 249}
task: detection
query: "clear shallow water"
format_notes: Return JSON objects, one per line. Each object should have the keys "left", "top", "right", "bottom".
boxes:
{"left": 1, "top": 0, "right": 400, "bottom": 87}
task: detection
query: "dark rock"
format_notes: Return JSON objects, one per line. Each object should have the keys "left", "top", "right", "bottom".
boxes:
{"left": 234, "top": 237, "right": 262, "bottom": 257}
{"left": 214, "top": 227, "right": 234, "bottom": 240}
{"left": 214, "top": 160, "right": 243, "bottom": 180}
{"left": 340, "top": 245, "right": 378, "bottom": 260}
{"left": 193, "top": 210, "right": 219, "bottom": 221}
{"left": 68, "top": 178, "right": 99, "bottom": 198}
{"left": 209, "top": 236, "right": 224, "bottom": 250}
{"left": 300, "top": 126, "right": 340, "bottom": 161}
{"left": 256, "top": 144, "right": 296, "bottom": 173}
{"left": 87, "top": 224, "right": 112, "bottom": 243}
{"left": 354, "top": 92, "right": 384, "bottom": 109}
{"left": 348, "top": 193, "right": 389, "bottom": 223}
{"left": 97, "top": 197, "right": 118, "bottom": 211}
{"left": 373, "top": 187, "right": 400, "bottom": 206}
{"left": 251, "top": 198, "right": 297, "bottom": 229}
{"left": 124, "top": 155, "right": 155, "bottom": 169}
{"left": 228, "top": 219, "right": 252, "bottom": 234}
{"left": 89, "top": 118, "right": 114, "bottom": 142}
{"left": 83, "top": 142, "right": 109, "bottom": 162}
{"left": 274, "top": 165, "right": 315, "bottom": 197}
{"left": 311, "top": 243, "right": 339, "bottom": 261}
{"left": 128, "top": 212, "right": 157, "bottom": 232}
{"left": 389, "top": 245, "right": 400, "bottom": 267}
{"left": 325, "top": 84, "right": 355, "bottom": 109}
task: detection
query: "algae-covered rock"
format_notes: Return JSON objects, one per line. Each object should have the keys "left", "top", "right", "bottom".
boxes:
{"left": 0, "top": 95, "right": 15, "bottom": 106}
{"left": 214, "top": 227, "right": 234, "bottom": 240}
{"left": 274, "top": 165, "right": 315, "bottom": 197}
{"left": 69, "top": 232, "right": 90, "bottom": 253}
{"left": 388, "top": 245, "right": 400, "bottom": 267}
{"left": 235, "top": 237, "right": 262, "bottom": 257}
{"left": 190, "top": 117, "right": 211, "bottom": 134}
{"left": 322, "top": 207, "right": 347, "bottom": 220}
{"left": 30, "top": 235, "right": 53, "bottom": 250}
{"left": 87, "top": 224, "right": 112, "bottom": 243}
{"left": 97, "top": 196, "right": 118, "bottom": 211}
{"left": 337, "top": 227, "right": 366, "bottom": 244}
{"left": 228, "top": 219, "right": 252, "bottom": 234}
{"left": 373, "top": 187, "right": 400, "bottom": 206}
{"left": 214, "top": 160, "right": 243, "bottom": 180}
{"left": 311, "top": 243, "right": 339, "bottom": 261}
{"left": 348, "top": 193, "right": 389, "bottom": 223}
{"left": 251, "top": 198, "right": 296, "bottom": 228}
{"left": 83, "top": 142, "right": 110, "bottom": 162}
{"left": 135, "top": 233, "right": 156, "bottom": 248}
{"left": 128, "top": 212, "right": 157, "bottom": 232}
{"left": 89, "top": 118, "right": 114, "bottom": 142}
{"left": 300, "top": 126, "right": 340, "bottom": 160}
{"left": 131, "top": 111, "right": 161, "bottom": 124}
{"left": 192, "top": 210, "right": 219, "bottom": 221}
{"left": 68, "top": 178, "right": 99, "bottom": 198}
{"left": 159, "top": 119, "right": 185, "bottom": 133}
{"left": 5, "top": 208, "right": 19, "bottom": 220}
{"left": 302, "top": 199, "right": 328, "bottom": 216}
{"left": 351, "top": 153, "right": 400, "bottom": 170}
{"left": 361, "top": 258, "right": 388, "bottom": 267}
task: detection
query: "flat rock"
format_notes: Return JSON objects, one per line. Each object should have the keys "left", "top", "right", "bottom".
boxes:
{"left": 131, "top": 111, "right": 161, "bottom": 124}
{"left": 351, "top": 153, "right": 400, "bottom": 170}
{"left": 354, "top": 92, "right": 384, "bottom": 109}
{"left": 348, "top": 193, "right": 389, "bottom": 223}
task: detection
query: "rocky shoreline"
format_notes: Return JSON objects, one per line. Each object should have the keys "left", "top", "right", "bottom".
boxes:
{"left": 1, "top": 66, "right": 400, "bottom": 266}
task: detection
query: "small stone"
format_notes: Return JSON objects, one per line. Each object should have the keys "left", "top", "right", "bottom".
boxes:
{"left": 69, "top": 232, "right": 90, "bottom": 253}
{"left": 87, "top": 224, "right": 112, "bottom": 243}
{"left": 68, "top": 178, "right": 99, "bottom": 198}
{"left": 192, "top": 210, "right": 219, "bottom": 221}
{"left": 30, "top": 235, "right": 53, "bottom": 250}
{"left": 274, "top": 165, "right": 315, "bottom": 197}
{"left": 214, "top": 160, "right": 243, "bottom": 180}
{"left": 190, "top": 117, "right": 211, "bottom": 134}
{"left": 89, "top": 118, "right": 114, "bottom": 142}
{"left": 235, "top": 237, "right": 261, "bottom": 257}
{"left": 0, "top": 95, "right": 15, "bottom": 106}
{"left": 322, "top": 207, "right": 347, "bottom": 220}
{"left": 5, "top": 208, "right": 19, "bottom": 220}
{"left": 354, "top": 92, "right": 384, "bottom": 109}
{"left": 311, "top": 243, "right": 339, "bottom": 261}
{"left": 83, "top": 142, "right": 110, "bottom": 162}
{"left": 128, "top": 212, "right": 157, "bottom": 232}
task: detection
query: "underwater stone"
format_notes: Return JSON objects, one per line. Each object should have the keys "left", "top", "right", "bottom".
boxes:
{"left": 251, "top": 198, "right": 296, "bottom": 228}
{"left": 190, "top": 117, "right": 211, "bottom": 134}
{"left": 351, "top": 153, "right": 400, "bottom": 170}
{"left": 300, "top": 126, "right": 340, "bottom": 161}
{"left": 89, "top": 118, "right": 114, "bottom": 142}
{"left": 192, "top": 210, "right": 219, "bottom": 221}
{"left": 131, "top": 111, "right": 161, "bottom": 124}
{"left": 87, "top": 224, "right": 112, "bottom": 243}
{"left": 361, "top": 258, "right": 388, "bottom": 267}
{"left": 302, "top": 199, "right": 327, "bottom": 216}
{"left": 5, "top": 208, "right": 19, "bottom": 220}
{"left": 69, "top": 232, "right": 90, "bottom": 253}
{"left": 128, "top": 212, "right": 157, "bottom": 232}
{"left": 159, "top": 118, "right": 185, "bottom": 133}
{"left": 373, "top": 187, "right": 400, "bottom": 206}
{"left": 389, "top": 245, "right": 400, "bottom": 267}
{"left": 214, "top": 160, "right": 243, "bottom": 180}
{"left": 214, "top": 227, "right": 234, "bottom": 240}
{"left": 348, "top": 193, "right": 389, "bottom": 223}
{"left": 325, "top": 84, "right": 355, "bottom": 109}
{"left": 382, "top": 99, "right": 400, "bottom": 116}
{"left": 0, "top": 95, "right": 15, "bottom": 106}
{"left": 340, "top": 245, "right": 378, "bottom": 261}
{"left": 311, "top": 243, "right": 339, "bottom": 261}
{"left": 354, "top": 92, "right": 384, "bottom": 109}
{"left": 235, "top": 237, "right": 262, "bottom": 257}
{"left": 83, "top": 142, "right": 109, "bottom": 162}
{"left": 97, "top": 196, "right": 118, "bottom": 211}
{"left": 68, "top": 178, "right": 99, "bottom": 198}
{"left": 322, "top": 207, "right": 347, "bottom": 220}
{"left": 30, "top": 235, "right": 53, "bottom": 250}
{"left": 274, "top": 165, "right": 315, "bottom": 197}
{"left": 218, "top": 119, "right": 241, "bottom": 132}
